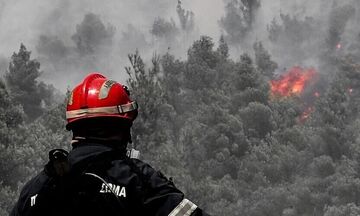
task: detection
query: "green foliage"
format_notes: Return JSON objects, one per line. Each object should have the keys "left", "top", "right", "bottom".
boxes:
{"left": 233, "top": 54, "right": 261, "bottom": 91}
{"left": 0, "top": 77, "right": 25, "bottom": 187}
{"left": 324, "top": 203, "right": 360, "bottom": 216}
{"left": 125, "top": 51, "right": 180, "bottom": 171}
{"left": 220, "top": 0, "right": 261, "bottom": 44}
{"left": 176, "top": 1, "right": 194, "bottom": 32}
{"left": 326, "top": 5, "right": 355, "bottom": 52}
{"left": 185, "top": 36, "right": 218, "bottom": 90}
{"left": 267, "top": 13, "right": 320, "bottom": 64}
{"left": 0, "top": 44, "right": 70, "bottom": 214}
{"left": 150, "top": 2, "right": 195, "bottom": 49}
{"left": 150, "top": 17, "right": 179, "bottom": 40}
{"left": 267, "top": 18, "right": 282, "bottom": 43}
{"left": 253, "top": 41, "right": 278, "bottom": 78}
{"left": 122, "top": 37, "right": 360, "bottom": 215}
{"left": 240, "top": 102, "right": 274, "bottom": 138}
{"left": 5, "top": 44, "right": 55, "bottom": 121}
{"left": 217, "top": 35, "right": 229, "bottom": 59}
{"left": 268, "top": 13, "right": 316, "bottom": 46}
{"left": 71, "top": 13, "right": 115, "bottom": 55}
{"left": 0, "top": 183, "right": 17, "bottom": 216}
{"left": 3, "top": 33, "right": 360, "bottom": 216}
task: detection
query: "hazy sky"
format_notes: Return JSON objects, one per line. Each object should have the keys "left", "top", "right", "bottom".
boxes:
{"left": 0, "top": 0, "right": 228, "bottom": 90}
{"left": 0, "top": 0, "right": 224, "bottom": 50}
{"left": 0, "top": 0, "right": 359, "bottom": 91}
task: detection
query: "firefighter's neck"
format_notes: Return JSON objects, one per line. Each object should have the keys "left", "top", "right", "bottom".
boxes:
{"left": 71, "top": 135, "right": 128, "bottom": 148}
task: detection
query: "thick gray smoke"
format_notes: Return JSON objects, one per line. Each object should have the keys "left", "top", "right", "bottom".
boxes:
{"left": 248, "top": 0, "right": 360, "bottom": 74}
{"left": 1, "top": 0, "right": 360, "bottom": 91}
{"left": 0, "top": 0, "right": 224, "bottom": 91}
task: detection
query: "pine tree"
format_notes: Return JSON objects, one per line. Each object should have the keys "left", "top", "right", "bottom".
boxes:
{"left": 326, "top": 5, "right": 355, "bottom": 52}
{"left": 125, "top": 51, "right": 181, "bottom": 171}
{"left": 0, "top": 77, "right": 25, "bottom": 183}
{"left": 219, "top": 0, "right": 260, "bottom": 44}
{"left": 72, "top": 13, "right": 115, "bottom": 55}
{"left": 267, "top": 18, "right": 282, "bottom": 42}
{"left": 253, "top": 41, "right": 277, "bottom": 78}
{"left": 150, "top": 18, "right": 179, "bottom": 41}
{"left": 185, "top": 36, "right": 218, "bottom": 90}
{"left": 324, "top": 203, "right": 360, "bottom": 216}
{"left": 176, "top": 0, "right": 194, "bottom": 32}
{"left": 217, "top": 35, "right": 229, "bottom": 59}
{"left": 0, "top": 78, "right": 26, "bottom": 214}
{"left": 5, "top": 44, "right": 48, "bottom": 121}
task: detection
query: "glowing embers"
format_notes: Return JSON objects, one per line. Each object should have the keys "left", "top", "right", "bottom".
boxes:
{"left": 299, "top": 106, "right": 315, "bottom": 123}
{"left": 336, "top": 43, "right": 342, "bottom": 50}
{"left": 270, "top": 66, "right": 317, "bottom": 97}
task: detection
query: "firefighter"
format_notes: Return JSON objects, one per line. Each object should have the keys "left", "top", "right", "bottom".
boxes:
{"left": 11, "top": 73, "right": 210, "bottom": 216}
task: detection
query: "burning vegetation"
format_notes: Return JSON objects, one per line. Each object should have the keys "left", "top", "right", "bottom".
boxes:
{"left": 270, "top": 66, "right": 321, "bottom": 122}
{"left": 270, "top": 66, "right": 317, "bottom": 97}
{"left": 2, "top": 1, "right": 360, "bottom": 216}
{"left": 299, "top": 106, "right": 315, "bottom": 122}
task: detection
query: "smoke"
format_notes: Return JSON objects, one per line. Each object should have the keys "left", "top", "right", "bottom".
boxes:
{"left": 223, "top": 0, "right": 360, "bottom": 78}
{"left": 71, "top": 13, "right": 115, "bottom": 55}
{"left": 1, "top": 0, "right": 360, "bottom": 91}
{"left": 0, "top": 0, "right": 227, "bottom": 90}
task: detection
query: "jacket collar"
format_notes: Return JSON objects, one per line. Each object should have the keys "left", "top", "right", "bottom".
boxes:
{"left": 68, "top": 141, "right": 126, "bottom": 170}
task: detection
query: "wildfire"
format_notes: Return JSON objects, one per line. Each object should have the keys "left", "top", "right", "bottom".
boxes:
{"left": 270, "top": 66, "right": 317, "bottom": 97}
{"left": 299, "top": 106, "right": 314, "bottom": 122}
{"left": 336, "top": 43, "right": 342, "bottom": 50}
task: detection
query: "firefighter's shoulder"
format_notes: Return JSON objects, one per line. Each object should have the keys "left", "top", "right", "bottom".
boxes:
{"left": 127, "top": 158, "right": 176, "bottom": 186}
{"left": 11, "top": 170, "right": 50, "bottom": 215}
{"left": 129, "top": 159, "right": 212, "bottom": 216}
{"left": 107, "top": 158, "right": 211, "bottom": 215}
{"left": 107, "top": 157, "right": 169, "bottom": 186}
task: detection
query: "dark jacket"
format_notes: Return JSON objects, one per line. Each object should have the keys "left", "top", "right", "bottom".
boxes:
{"left": 11, "top": 142, "right": 209, "bottom": 216}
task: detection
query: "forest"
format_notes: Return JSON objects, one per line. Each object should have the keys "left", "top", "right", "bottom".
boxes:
{"left": 1, "top": 0, "right": 360, "bottom": 215}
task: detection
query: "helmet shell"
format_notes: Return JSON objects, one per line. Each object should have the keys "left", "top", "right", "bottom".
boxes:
{"left": 66, "top": 73, "right": 137, "bottom": 130}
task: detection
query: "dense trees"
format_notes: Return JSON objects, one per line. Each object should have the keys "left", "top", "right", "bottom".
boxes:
{"left": 0, "top": 44, "right": 68, "bottom": 215}
{"left": 124, "top": 35, "right": 360, "bottom": 215}
{"left": 326, "top": 5, "right": 355, "bottom": 52}
{"left": 5, "top": 44, "right": 55, "bottom": 121}
{"left": 72, "top": 13, "right": 115, "bottom": 55}
{"left": 1, "top": 30, "right": 360, "bottom": 216}
{"left": 253, "top": 41, "right": 277, "bottom": 78}
{"left": 2, "top": 0, "right": 360, "bottom": 215}
{"left": 149, "top": 1, "right": 196, "bottom": 54}
{"left": 150, "top": 18, "right": 178, "bottom": 41}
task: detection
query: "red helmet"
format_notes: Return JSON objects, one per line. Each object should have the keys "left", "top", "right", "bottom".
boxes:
{"left": 66, "top": 73, "right": 138, "bottom": 130}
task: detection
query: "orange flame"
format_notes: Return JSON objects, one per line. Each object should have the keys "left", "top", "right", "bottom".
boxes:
{"left": 336, "top": 43, "right": 342, "bottom": 50}
{"left": 270, "top": 66, "right": 317, "bottom": 97}
{"left": 299, "top": 106, "right": 314, "bottom": 122}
